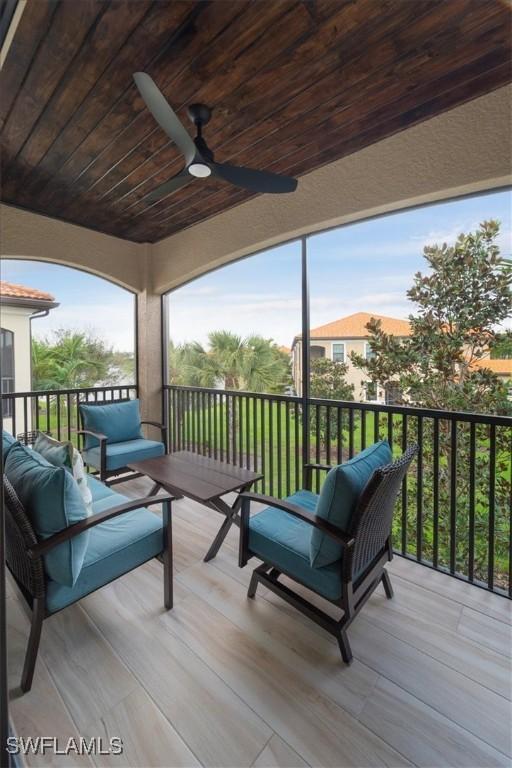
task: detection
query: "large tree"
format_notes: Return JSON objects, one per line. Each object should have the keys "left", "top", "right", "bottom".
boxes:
{"left": 309, "top": 357, "right": 354, "bottom": 459}
{"left": 351, "top": 220, "right": 511, "bottom": 415}
{"left": 169, "top": 331, "right": 291, "bottom": 393}
{"left": 32, "top": 329, "right": 128, "bottom": 390}
{"left": 350, "top": 221, "right": 511, "bottom": 587}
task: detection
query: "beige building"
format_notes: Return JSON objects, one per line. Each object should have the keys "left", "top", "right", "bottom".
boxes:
{"left": 0, "top": 280, "right": 58, "bottom": 434}
{"left": 291, "top": 312, "right": 411, "bottom": 402}
{"left": 472, "top": 358, "right": 512, "bottom": 398}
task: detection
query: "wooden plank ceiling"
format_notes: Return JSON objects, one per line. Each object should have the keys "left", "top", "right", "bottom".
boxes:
{"left": 1, "top": 0, "right": 511, "bottom": 244}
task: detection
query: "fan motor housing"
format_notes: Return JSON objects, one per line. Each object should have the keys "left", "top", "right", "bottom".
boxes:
{"left": 187, "top": 103, "right": 212, "bottom": 126}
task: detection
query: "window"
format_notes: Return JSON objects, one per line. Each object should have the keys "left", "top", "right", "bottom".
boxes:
{"left": 385, "top": 383, "right": 402, "bottom": 405}
{"left": 1, "top": 328, "right": 14, "bottom": 417}
{"left": 332, "top": 343, "right": 345, "bottom": 363}
{"left": 310, "top": 345, "right": 326, "bottom": 360}
{"left": 365, "top": 381, "right": 378, "bottom": 402}
{"left": 365, "top": 343, "right": 375, "bottom": 361}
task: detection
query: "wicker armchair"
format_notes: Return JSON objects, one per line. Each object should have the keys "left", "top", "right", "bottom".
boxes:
{"left": 239, "top": 444, "right": 418, "bottom": 663}
{"left": 4, "top": 476, "right": 173, "bottom": 693}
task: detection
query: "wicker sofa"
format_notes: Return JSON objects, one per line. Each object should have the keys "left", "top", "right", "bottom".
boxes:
{"left": 3, "top": 430, "right": 173, "bottom": 693}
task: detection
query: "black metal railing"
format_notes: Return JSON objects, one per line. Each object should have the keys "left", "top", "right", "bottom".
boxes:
{"left": 1, "top": 385, "right": 138, "bottom": 447}
{"left": 165, "top": 384, "right": 512, "bottom": 597}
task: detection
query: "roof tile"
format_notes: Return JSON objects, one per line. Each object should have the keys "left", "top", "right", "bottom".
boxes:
{"left": 0, "top": 280, "right": 55, "bottom": 302}
{"left": 308, "top": 312, "right": 411, "bottom": 339}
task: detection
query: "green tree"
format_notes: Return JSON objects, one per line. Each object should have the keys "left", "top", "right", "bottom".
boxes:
{"left": 169, "top": 331, "right": 291, "bottom": 393}
{"left": 32, "top": 329, "right": 117, "bottom": 390}
{"left": 309, "top": 357, "right": 354, "bottom": 457}
{"left": 491, "top": 332, "right": 512, "bottom": 359}
{"left": 351, "top": 221, "right": 512, "bottom": 587}
{"left": 351, "top": 221, "right": 511, "bottom": 414}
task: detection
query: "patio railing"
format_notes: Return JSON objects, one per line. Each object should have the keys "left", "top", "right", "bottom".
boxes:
{"left": 165, "top": 384, "right": 512, "bottom": 597}
{"left": 1, "top": 385, "right": 138, "bottom": 447}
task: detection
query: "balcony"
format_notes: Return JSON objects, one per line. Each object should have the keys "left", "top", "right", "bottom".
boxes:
{"left": 3, "top": 384, "right": 511, "bottom": 766}
{"left": 1, "top": 1, "right": 512, "bottom": 765}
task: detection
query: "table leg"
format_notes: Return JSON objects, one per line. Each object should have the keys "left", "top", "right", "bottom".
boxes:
{"left": 203, "top": 483, "right": 253, "bottom": 562}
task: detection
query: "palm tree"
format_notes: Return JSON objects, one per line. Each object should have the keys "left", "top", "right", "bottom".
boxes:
{"left": 169, "top": 331, "right": 292, "bottom": 457}
{"left": 169, "top": 331, "right": 291, "bottom": 393}
{"left": 32, "top": 330, "right": 113, "bottom": 390}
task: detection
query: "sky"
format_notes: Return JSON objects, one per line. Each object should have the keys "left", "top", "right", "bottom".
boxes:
{"left": 0, "top": 260, "right": 136, "bottom": 353}
{"left": 169, "top": 189, "right": 512, "bottom": 347}
{"left": 1, "top": 189, "right": 510, "bottom": 352}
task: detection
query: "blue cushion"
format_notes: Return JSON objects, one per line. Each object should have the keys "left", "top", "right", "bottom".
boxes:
{"left": 86, "top": 474, "right": 117, "bottom": 503}
{"left": 2, "top": 430, "right": 17, "bottom": 458}
{"left": 45, "top": 498, "right": 164, "bottom": 613}
{"left": 91, "top": 491, "right": 129, "bottom": 515}
{"left": 83, "top": 438, "right": 165, "bottom": 472}
{"left": 248, "top": 491, "right": 344, "bottom": 601}
{"left": 4, "top": 442, "right": 89, "bottom": 587}
{"left": 79, "top": 399, "right": 143, "bottom": 449}
{"left": 310, "top": 440, "right": 392, "bottom": 568}
{"left": 33, "top": 432, "right": 73, "bottom": 470}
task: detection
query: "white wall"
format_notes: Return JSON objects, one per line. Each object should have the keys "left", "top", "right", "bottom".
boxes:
{"left": 0, "top": 304, "right": 33, "bottom": 433}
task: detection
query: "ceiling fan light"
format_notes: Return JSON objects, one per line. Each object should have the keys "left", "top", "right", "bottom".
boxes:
{"left": 188, "top": 162, "right": 211, "bottom": 178}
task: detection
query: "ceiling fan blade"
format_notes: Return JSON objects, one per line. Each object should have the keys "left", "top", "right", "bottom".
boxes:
{"left": 133, "top": 72, "right": 196, "bottom": 165}
{"left": 212, "top": 162, "right": 297, "bottom": 193}
{"left": 145, "top": 171, "right": 192, "bottom": 202}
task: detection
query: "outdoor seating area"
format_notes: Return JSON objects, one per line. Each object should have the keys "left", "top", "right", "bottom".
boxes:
{"left": 6, "top": 472, "right": 511, "bottom": 767}
{"left": 1, "top": 1, "right": 511, "bottom": 766}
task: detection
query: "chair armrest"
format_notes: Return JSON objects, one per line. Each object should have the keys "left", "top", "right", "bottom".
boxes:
{"left": 304, "top": 462, "right": 332, "bottom": 472}
{"left": 239, "top": 492, "right": 354, "bottom": 548}
{"left": 76, "top": 428, "right": 107, "bottom": 443}
{"left": 26, "top": 494, "right": 174, "bottom": 560}
{"left": 140, "top": 421, "right": 168, "bottom": 451}
{"left": 140, "top": 420, "right": 165, "bottom": 431}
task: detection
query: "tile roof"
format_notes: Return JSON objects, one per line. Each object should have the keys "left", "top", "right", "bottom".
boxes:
{"left": 308, "top": 312, "right": 411, "bottom": 339}
{"left": 0, "top": 280, "right": 55, "bottom": 302}
{"left": 472, "top": 358, "right": 512, "bottom": 375}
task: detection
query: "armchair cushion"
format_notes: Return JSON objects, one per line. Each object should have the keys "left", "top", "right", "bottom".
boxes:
{"left": 45, "top": 493, "right": 164, "bottom": 613}
{"left": 83, "top": 438, "right": 165, "bottom": 472}
{"left": 248, "top": 490, "right": 344, "bottom": 601}
{"left": 4, "top": 442, "right": 89, "bottom": 587}
{"left": 310, "top": 440, "right": 392, "bottom": 568}
{"left": 79, "top": 399, "right": 142, "bottom": 449}
{"left": 2, "top": 430, "right": 18, "bottom": 458}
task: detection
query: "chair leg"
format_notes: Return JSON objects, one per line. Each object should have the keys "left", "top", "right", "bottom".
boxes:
{"left": 162, "top": 500, "right": 173, "bottom": 610}
{"left": 381, "top": 569, "right": 394, "bottom": 599}
{"left": 21, "top": 599, "right": 44, "bottom": 693}
{"left": 247, "top": 570, "right": 259, "bottom": 599}
{"left": 336, "top": 628, "right": 353, "bottom": 665}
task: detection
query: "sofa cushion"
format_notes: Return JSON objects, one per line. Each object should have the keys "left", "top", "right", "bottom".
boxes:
{"left": 79, "top": 399, "right": 143, "bottom": 449}
{"left": 2, "top": 430, "right": 17, "bottom": 459}
{"left": 248, "top": 490, "right": 343, "bottom": 601}
{"left": 83, "top": 438, "right": 165, "bottom": 472}
{"left": 87, "top": 474, "right": 117, "bottom": 503}
{"left": 310, "top": 440, "right": 392, "bottom": 568}
{"left": 4, "top": 442, "right": 89, "bottom": 587}
{"left": 46, "top": 500, "right": 163, "bottom": 613}
{"left": 34, "top": 433, "right": 93, "bottom": 516}
{"left": 33, "top": 432, "right": 73, "bottom": 470}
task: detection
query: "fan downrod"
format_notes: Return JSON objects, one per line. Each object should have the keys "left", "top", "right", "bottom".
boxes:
{"left": 187, "top": 103, "right": 212, "bottom": 127}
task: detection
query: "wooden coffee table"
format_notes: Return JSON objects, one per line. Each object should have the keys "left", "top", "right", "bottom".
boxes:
{"left": 128, "top": 451, "right": 263, "bottom": 562}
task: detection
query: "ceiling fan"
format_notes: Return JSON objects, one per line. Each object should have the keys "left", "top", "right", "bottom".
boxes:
{"left": 133, "top": 72, "right": 298, "bottom": 202}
